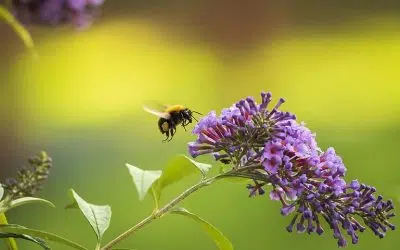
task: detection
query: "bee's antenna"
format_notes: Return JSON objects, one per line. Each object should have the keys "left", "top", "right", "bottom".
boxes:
{"left": 191, "top": 110, "right": 202, "bottom": 122}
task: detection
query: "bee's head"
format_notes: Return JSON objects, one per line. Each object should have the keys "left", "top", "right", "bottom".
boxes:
{"left": 185, "top": 108, "right": 201, "bottom": 122}
{"left": 182, "top": 108, "right": 193, "bottom": 121}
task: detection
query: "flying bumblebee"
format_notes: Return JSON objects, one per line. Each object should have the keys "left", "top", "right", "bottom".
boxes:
{"left": 143, "top": 102, "right": 201, "bottom": 142}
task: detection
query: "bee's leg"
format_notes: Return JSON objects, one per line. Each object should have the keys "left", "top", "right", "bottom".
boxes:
{"left": 184, "top": 118, "right": 191, "bottom": 126}
{"left": 183, "top": 116, "right": 190, "bottom": 131}
{"left": 162, "top": 131, "right": 170, "bottom": 142}
{"left": 180, "top": 113, "right": 187, "bottom": 130}
{"left": 168, "top": 128, "right": 175, "bottom": 142}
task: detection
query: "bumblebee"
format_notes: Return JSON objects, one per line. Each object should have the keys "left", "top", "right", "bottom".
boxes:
{"left": 143, "top": 103, "right": 201, "bottom": 142}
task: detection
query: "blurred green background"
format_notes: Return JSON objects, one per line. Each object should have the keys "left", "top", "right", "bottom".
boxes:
{"left": 1, "top": 1, "right": 399, "bottom": 249}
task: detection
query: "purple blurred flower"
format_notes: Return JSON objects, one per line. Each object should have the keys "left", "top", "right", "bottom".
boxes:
{"left": 10, "top": 0, "right": 104, "bottom": 27}
{"left": 188, "top": 91, "right": 395, "bottom": 247}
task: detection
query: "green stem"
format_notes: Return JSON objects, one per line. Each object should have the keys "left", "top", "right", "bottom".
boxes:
{"left": 100, "top": 174, "right": 224, "bottom": 250}
{"left": 0, "top": 213, "right": 18, "bottom": 250}
{"left": 0, "top": 4, "right": 37, "bottom": 55}
{"left": 101, "top": 166, "right": 271, "bottom": 250}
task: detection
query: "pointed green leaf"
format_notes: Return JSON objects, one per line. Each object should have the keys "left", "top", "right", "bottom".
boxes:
{"left": 67, "top": 189, "right": 111, "bottom": 243}
{"left": 0, "top": 233, "right": 50, "bottom": 250}
{"left": 9, "top": 197, "right": 55, "bottom": 210}
{"left": 0, "top": 224, "right": 87, "bottom": 250}
{"left": 152, "top": 155, "right": 212, "bottom": 203}
{"left": 171, "top": 208, "right": 233, "bottom": 250}
{"left": 126, "top": 163, "right": 162, "bottom": 200}
{"left": 185, "top": 156, "right": 212, "bottom": 177}
{"left": 0, "top": 185, "right": 4, "bottom": 200}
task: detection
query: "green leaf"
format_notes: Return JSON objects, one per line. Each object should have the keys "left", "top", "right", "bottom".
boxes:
{"left": 171, "top": 208, "right": 233, "bottom": 250}
{"left": 126, "top": 163, "right": 162, "bottom": 200}
{"left": 0, "top": 233, "right": 50, "bottom": 250}
{"left": 185, "top": 156, "right": 212, "bottom": 177}
{"left": 67, "top": 189, "right": 111, "bottom": 243}
{"left": 152, "top": 155, "right": 211, "bottom": 203}
{"left": 8, "top": 197, "right": 55, "bottom": 210}
{"left": 0, "top": 213, "right": 18, "bottom": 250}
{"left": 0, "top": 5, "right": 36, "bottom": 54}
{"left": 0, "top": 224, "right": 87, "bottom": 250}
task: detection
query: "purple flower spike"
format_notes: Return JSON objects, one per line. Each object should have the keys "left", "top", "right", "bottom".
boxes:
{"left": 188, "top": 91, "right": 395, "bottom": 247}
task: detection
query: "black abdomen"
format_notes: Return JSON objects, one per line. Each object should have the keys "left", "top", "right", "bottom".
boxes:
{"left": 157, "top": 111, "right": 188, "bottom": 134}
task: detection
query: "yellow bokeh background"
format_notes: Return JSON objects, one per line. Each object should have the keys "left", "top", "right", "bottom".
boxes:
{"left": 1, "top": 4, "right": 400, "bottom": 250}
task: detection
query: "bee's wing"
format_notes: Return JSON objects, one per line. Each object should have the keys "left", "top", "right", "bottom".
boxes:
{"left": 143, "top": 101, "right": 171, "bottom": 119}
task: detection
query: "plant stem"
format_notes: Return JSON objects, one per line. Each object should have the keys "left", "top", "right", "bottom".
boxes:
{"left": 100, "top": 175, "right": 223, "bottom": 250}
{"left": 0, "top": 5, "right": 37, "bottom": 56}
{"left": 101, "top": 166, "right": 271, "bottom": 250}
{"left": 0, "top": 213, "right": 18, "bottom": 250}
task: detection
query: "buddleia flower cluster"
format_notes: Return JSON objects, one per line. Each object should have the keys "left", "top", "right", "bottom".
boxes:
{"left": 9, "top": 0, "right": 104, "bottom": 27}
{"left": 4, "top": 151, "right": 52, "bottom": 199}
{"left": 188, "top": 92, "right": 395, "bottom": 247}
